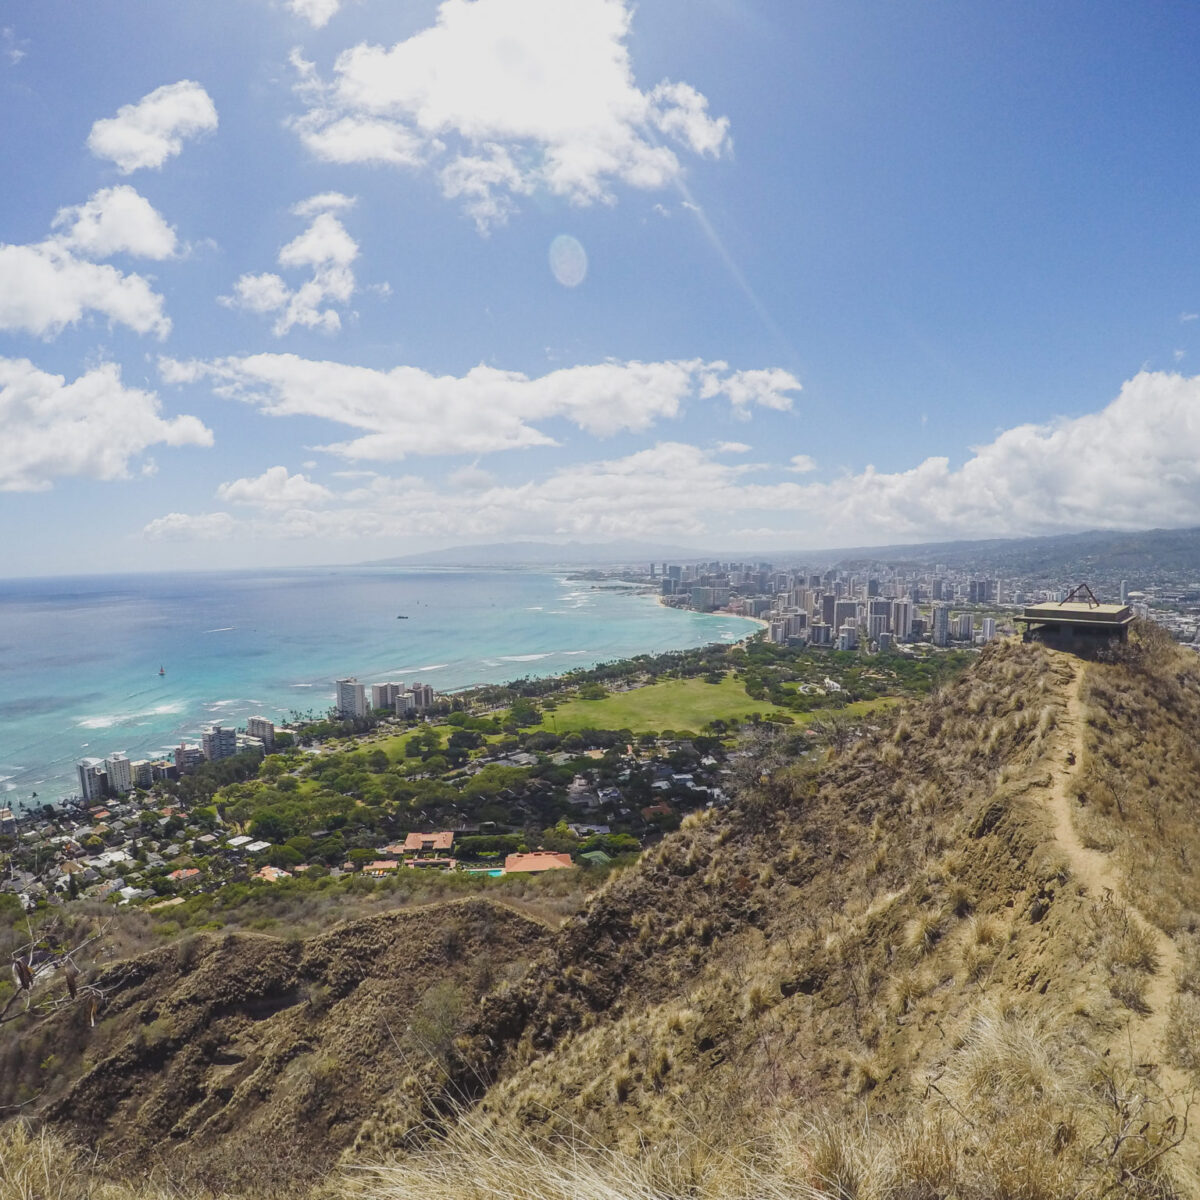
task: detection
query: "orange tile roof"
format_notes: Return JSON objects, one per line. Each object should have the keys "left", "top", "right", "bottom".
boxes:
{"left": 403, "top": 831, "right": 455, "bottom": 852}
{"left": 503, "top": 851, "right": 575, "bottom": 874}
{"left": 168, "top": 868, "right": 200, "bottom": 881}
{"left": 254, "top": 865, "right": 291, "bottom": 882}
{"left": 364, "top": 860, "right": 401, "bottom": 873}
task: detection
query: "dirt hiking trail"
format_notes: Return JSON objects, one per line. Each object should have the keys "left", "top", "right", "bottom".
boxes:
{"left": 1045, "top": 654, "right": 1195, "bottom": 1127}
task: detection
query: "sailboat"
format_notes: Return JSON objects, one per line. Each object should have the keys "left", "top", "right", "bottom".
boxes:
{"left": 159, "top": 665, "right": 166, "bottom": 676}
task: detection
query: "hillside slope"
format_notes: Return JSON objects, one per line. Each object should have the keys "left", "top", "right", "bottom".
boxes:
{"left": 11, "top": 900, "right": 549, "bottom": 1192}
{"left": 359, "top": 638, "right": 1200, "bottom": 1196}
{"left": 7, "top": 636, "right": 1200, "bottom": 1198}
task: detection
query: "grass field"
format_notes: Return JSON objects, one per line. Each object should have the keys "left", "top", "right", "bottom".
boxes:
{"left": 538, "top": 675, "right": 783, "bottom": 735}
{"left": 369, "top": 727, "right": 448, "bottom": 762}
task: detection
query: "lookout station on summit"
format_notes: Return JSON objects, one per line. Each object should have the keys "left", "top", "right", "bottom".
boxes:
{"left": 1016, "top": 584, "right": 1134, "bottom": 650}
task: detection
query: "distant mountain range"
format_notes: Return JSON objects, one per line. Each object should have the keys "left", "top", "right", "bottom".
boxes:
{"left": 812, "top": 526, "right": 1200, "bottom": 576}
{"left": 366, "top": 526, "right": 1200, "bottom": 576}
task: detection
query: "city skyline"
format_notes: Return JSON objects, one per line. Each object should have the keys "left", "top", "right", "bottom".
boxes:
{"left": 3, "top": 2, "right": 1200, "bottom": 576}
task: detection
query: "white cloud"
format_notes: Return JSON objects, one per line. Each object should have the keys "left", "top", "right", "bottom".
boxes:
{"left": 160, "top": 353, "right": 801, "bottom": 459}
{"left": 143, "top": 511, "right": 236, "bottom": 541}
{"left": 717, "top": 441, "right": 751, "bottom": 453}
{"left": 216, "top": 465, "right": 333, "bottom": 508}
{"left": 701, "top": 366, "right": 801, "bottom": 413}
{"left": 0, "top": 357, "right": 211, "bottom": 492}
{"left": 0, "top": 244, "right": 170, "bottom": 338}
{"left": 2, "top": 27, "right": 28, "bottom": 64}
{"left": 88, "top": 81, "right": 218, "bottom": 174}
{"left": 1181, "top": 312, "right": 1198, "bottom": 323}
{"left": 220, "top": 199, "right": 359, "bottom": 335}
{"left": 288, "top": 0, "right": 340, "bottom": 28}
{"left": 0, "top": 187, "right": 174, "bottom": 338}
{"left": 278, "top": 211, "right": 358, "bottom": 269}
{"left": 291, "top": 191, "right": 356, "bottom": 218}
{"left": 51, "top": 186, "right": 178, "bottom": 259}
{"left": 289, "top": 0, "right": 730, "bottom": 230}
{"left": 141, "top": 371, "right": 1200, "bottom": 549}
{"left": 788, "top": 453, "right": 817, "bottom": 473}
{"left": 447, "top": 464, "right": 497, "bottom": 490}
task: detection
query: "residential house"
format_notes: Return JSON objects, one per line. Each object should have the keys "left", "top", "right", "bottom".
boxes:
{"left": 503, "top": 851, "right": 575, "bottom": 874}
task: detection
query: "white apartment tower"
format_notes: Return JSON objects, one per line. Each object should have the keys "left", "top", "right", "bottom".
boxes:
{"left": 932, "top": 604, "right": 951, "bottom": 647}
{"left": 335, "top": 677, "right": 368, "bottom": 720}
{"left": 76, "top": 757, "right": 106, "bottom": 803}
{"left": 246, "top": 716, "right": 275, "bottom": 750}
{"left": 104, "top": 752, "right": 133, "bottom": 795}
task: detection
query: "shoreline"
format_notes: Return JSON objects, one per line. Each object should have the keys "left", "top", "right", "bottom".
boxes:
{"left": 654, "top": 593, "right": 769, "bottom": 640}
{"left": 5, "top": 579, "right": 763, "bottom": 814}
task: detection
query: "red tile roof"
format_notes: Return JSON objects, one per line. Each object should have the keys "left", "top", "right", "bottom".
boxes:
{"left": 403, "top": 831, "right": 455, "bottom": 852}
{"left": 503, "top": 851, "right": 574, "bottom": 874}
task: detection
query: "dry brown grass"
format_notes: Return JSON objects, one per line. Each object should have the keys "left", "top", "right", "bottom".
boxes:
{"left": 1073, "top": 636, "right": 1200, "bottom": 936}
{"left": 14, "top": 636, "right": 1200, "bottom": 1197}
{"left": 345, "top": 1012, "right": 1188, "bottom": 1200}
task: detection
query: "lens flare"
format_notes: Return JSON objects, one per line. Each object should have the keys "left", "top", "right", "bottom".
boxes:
{"left": 549, "top": 234, "right": 587, "bottom": 287}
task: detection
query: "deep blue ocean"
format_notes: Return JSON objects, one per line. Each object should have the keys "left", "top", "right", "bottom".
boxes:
{"left": 0, "top": 567, "right": 758, "bottom": 809}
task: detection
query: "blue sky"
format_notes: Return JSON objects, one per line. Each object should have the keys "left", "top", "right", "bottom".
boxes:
{"left": 3, "top": 0, "right": 1200, "bottom": 575}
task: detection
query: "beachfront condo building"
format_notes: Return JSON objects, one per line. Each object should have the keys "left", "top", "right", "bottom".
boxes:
{"left": 335, "top": 677, "right": 368, "bottom": 720}
{"left": 104, "top": 752, "right": 133, "bottom": 795}
{"left": 202, "top": 724, "right": 238, "bottom": 762}
{"left": 246, "top": 716, "right": 275, "bottom": 749}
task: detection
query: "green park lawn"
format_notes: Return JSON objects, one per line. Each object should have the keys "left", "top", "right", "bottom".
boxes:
{"left": 538, "top": 674, "right": 783, "bottom": 735}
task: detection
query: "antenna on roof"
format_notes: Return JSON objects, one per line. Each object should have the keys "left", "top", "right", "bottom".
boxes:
{"left": 1061, "top": 583, "right": 1101, "bottom": 608}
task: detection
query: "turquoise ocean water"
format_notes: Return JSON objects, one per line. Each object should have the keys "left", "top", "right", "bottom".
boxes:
{"left": 0, "top": 568, "right": 759, "bottom": 810}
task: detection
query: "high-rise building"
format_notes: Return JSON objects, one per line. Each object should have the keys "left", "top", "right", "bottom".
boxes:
{"left": 105, "top": 752, "right": 133, "bottom": 795}
{"left": 833, "top": 599, "right": 858, "bottom": 630}
{"left": 953, "top": 613, "right": 974, "bottom": 641}
{"left": 868, "top": 597, "right": 892, "bottom": 631}
{"left": 174, "top": 744, "right": 205, "bottom": 775}
{"left": 981, "top": 617, "right": 997, "bottom": 642}
{"left": 932, "top": 604, "right": 951, "bottom": 647}
{"left": 1120, "top": 580, "right": 1129, "bottom": 604}
{"left": 246, "top": 716, "right": 276, "bottom": 750}
{"left": 410, "top": 682, "right": 435, "bottom": 711}
{"left": 202, "top": 724, "right": 238, "bottom": 762}
{"left": 370, "top": 682, "right": 404, "bottom": 710}
{"left": 76, "top": 757, "right": 105, "bottom": 802}
{"left": 335, "top": 677, "right": 368, "bottom": 720}
{"left": 891, "top": 599, "right": 914, "bottom": 640}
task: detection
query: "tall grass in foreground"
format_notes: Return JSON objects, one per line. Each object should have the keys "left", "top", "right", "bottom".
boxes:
{"left": 348, "top": 1009, "right": 1191, "bottom": 1200}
